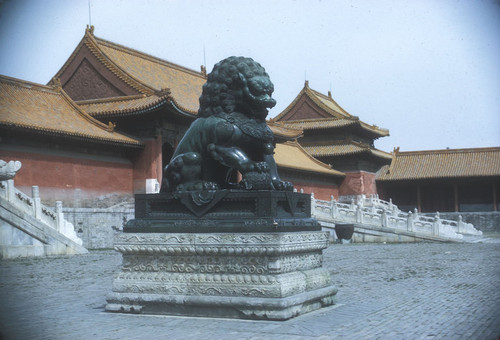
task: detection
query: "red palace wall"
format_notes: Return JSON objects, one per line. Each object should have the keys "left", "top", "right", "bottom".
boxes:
{"left": 132, "top": 137, "right": 163, "bottom": 193}
{"left": 0, "top": 149, "right": 134, "bottom": 207}
{"left": 278, "top": 169, "right": 340, "bottom": 200}
{"left": 339, "top": 171, "right": 377, "bottom": 197}
{"left": 292, "top": 180, "right": 339, "bottom": 200}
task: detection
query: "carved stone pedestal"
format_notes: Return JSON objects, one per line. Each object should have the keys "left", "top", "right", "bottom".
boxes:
{"left": 106, "top": 191, "right": 337, "bottom": 320}
{"left": 105, "top": 230, "right": 337, "bottom": 320}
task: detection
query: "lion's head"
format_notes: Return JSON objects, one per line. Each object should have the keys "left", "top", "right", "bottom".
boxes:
{"left": 198, "top": 56, "right": 276, "bottom": 120}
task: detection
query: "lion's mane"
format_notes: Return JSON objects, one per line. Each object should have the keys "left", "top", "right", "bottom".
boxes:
{"left": 198, "top": 56, "right": 271, "bottom": 117}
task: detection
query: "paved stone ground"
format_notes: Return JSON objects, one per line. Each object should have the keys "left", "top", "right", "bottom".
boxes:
{"left": 1, "top": 238, "right": 499, "bottom": 340}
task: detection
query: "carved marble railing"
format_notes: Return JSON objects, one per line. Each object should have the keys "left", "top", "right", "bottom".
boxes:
{"left": 310, "top": 193, "right": 483, "bottom": 241}
{"left": 0, "top": 179, "right": 83, "bottom": 245}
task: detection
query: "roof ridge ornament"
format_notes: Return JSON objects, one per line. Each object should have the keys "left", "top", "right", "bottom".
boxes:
{"left": 86, "top": 25, "right": 95, "bottom": 35}
{"left": 51, "top": 77, "right": 62, "bottom": 91}
{"left": 107, "top": 121, "right": 116, "bottom": 132}
{"left": 154, "top": 88, "right": 171, "bottom": 97}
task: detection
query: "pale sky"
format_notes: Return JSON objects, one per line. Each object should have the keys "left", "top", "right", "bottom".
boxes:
{"left": 0, "top": 0, "right": 499, "bottom": 152}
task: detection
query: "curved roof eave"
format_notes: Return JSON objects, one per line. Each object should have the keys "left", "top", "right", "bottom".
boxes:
{"left": 0, "top": 122, "right": 143, "bottom": 148}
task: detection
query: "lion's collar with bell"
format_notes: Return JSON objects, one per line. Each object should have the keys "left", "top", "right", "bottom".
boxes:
{"left": 214, "top": 112, "right": 273, "bottom": 142}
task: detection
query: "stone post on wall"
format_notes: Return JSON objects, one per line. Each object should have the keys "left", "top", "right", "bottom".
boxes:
{"left": 407, "top": 211, "right": 414, "bottom": 232}
{"left": 356, "top": 201, "right": 363, "bottom": 224}
{"left": 32, "top": 186, "right": 42, "bottom": 219}
{"left": 6, "top": 179, "right": 15, "bottom": 202}
{"left": 457, "top": 215, "right": 463, "bottom": 234}
{"left": 330, "top": 195, "right": 338, "bottom": 219}
{"left": 381, "top": 209, "right": 388, "bottom": 228}
{"left": 55, "top": 201, "right": 64, "bottom": 233}
{"left": 432, "top": 212, "right": 441, "bottom": 236}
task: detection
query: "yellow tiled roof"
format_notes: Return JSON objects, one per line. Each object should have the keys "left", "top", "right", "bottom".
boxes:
{"left": 76, "top": 94, "right": 175, "bottom": 118}
{"left": 377, "top": 147, "right": 500, "bottom": 181}
{"left": 308, "top": 87, "right": 352, "bottom": 118}
{"left": 279, "top": 118, "right": 357, "bottom": 130}
{"left": 94, "top": 36, "right": 205, "bottom": 114}
{"left": 303, "top": 141, "right": 392, "bottom": 159}
{"left": 50, "top": 27, "right": 205, "bottom": 115}
{"left": 0, "top": 75, "right": 142, "bottom": 147}
{"left": 275, "top": 141, "right": 344, "bottom": 177}
{"left": 267, "top": 120, "right": 303, "bottom": 139}
{"left": 275, "top": 82, "right": 389, "bottom": 137}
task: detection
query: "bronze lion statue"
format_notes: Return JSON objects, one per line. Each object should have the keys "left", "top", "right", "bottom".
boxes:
{"left": 160, "top": 56, "right": 292, "bottom": 193}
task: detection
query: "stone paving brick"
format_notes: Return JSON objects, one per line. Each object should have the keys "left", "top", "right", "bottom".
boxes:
{"left": 1, "top": 241, "right": 499, "bottom": 339}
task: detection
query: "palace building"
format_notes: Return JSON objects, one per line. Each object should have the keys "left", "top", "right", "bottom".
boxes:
{"left": 376, "top": 147, "right": 500, "bottom": 213}
{"left": 0, "top": 74, "right": 142, "bottom": 207}
{"left": 1, "top": 26, "right": 498, "bottom": 237}
{"left": 0, "top": 26, "right": 343, "bottom": 207}
{"left": 272, "top": 81, "right": 391, "bottom": 199}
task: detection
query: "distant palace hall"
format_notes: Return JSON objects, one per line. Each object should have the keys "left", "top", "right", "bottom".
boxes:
{"left": 1, "top": 26, "right": 498, "bottom": 231}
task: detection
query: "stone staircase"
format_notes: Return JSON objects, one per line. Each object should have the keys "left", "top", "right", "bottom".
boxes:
{"left": 311, "top": 194, "right": 483, "bottom": 243}
{"left": 0, "top": 179, "right": 87, "bottom": 258}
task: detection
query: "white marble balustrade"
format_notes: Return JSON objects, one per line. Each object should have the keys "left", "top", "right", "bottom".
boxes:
{"left": 0, "top": 179, "right": 82, "bottom": 245}
{"left": 310, "top": 193, "right": 482, "bottom": 241}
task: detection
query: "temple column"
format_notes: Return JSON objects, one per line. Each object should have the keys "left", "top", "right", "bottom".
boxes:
{"left": 454, "top": 183, "right": 459, "bottom": 212}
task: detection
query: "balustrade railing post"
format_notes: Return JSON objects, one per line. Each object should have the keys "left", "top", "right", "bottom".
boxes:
{"left": 356, "top": 202, "right": 363, "bottom": 224}
{"left": 457, "top": 215, "right": 463, "bottom": 234}
{"left": 330, "top": 195, "right": 336, "bottom": 219}
{"left": 310, "top": 192, "right": 316, "bottom": 216}
{"left": 407, "top": 211, "right": 414, "bottom": 232}
{"left": 55, "top": 201, "right": 64, "bottom": 232}
{"left": 432, "top": 212, "right": 440, "bottom": 236}
{"left": 32, "top": 185, "right": 42, "bottom": 219}
{"left": 7, "top": 179, "right": 15, "bottom": 202}
{"left": 381, "top": 210, "right": 388, "bottom": 228}
{"left": 332, "top": 203, "right": 338, "bottom": 219}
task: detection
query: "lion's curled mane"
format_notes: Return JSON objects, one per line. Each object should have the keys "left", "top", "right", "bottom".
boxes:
{"left": 198, "top": 56, "right": 273, "bottom": 118}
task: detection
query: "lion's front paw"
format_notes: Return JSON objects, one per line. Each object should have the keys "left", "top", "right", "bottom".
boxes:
{"left": 202, "top": 181, "right": 219, "bottom": 190}
{"left": 273, "top": 180, "right": 294, "bottom": 191}
{"left": 254, "top": 162, "right": 270, "bottom": 173}
{"left": 240, "top": 171, "right": 273, "bottom": 190}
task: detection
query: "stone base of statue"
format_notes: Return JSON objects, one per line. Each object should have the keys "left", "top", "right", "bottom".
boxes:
{"left": 105, "top": 191, "right": 337, "bottom": 320}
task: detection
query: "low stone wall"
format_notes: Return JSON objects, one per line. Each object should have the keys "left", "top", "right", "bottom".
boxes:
{"left": 422, "top": 212, "right": 500, "bottom": 233}
{"left": 65, "top": 207, "right": 498, "bottom": 249}
{"left": 63, "top": 207, "right": 134, "bottom": 249}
